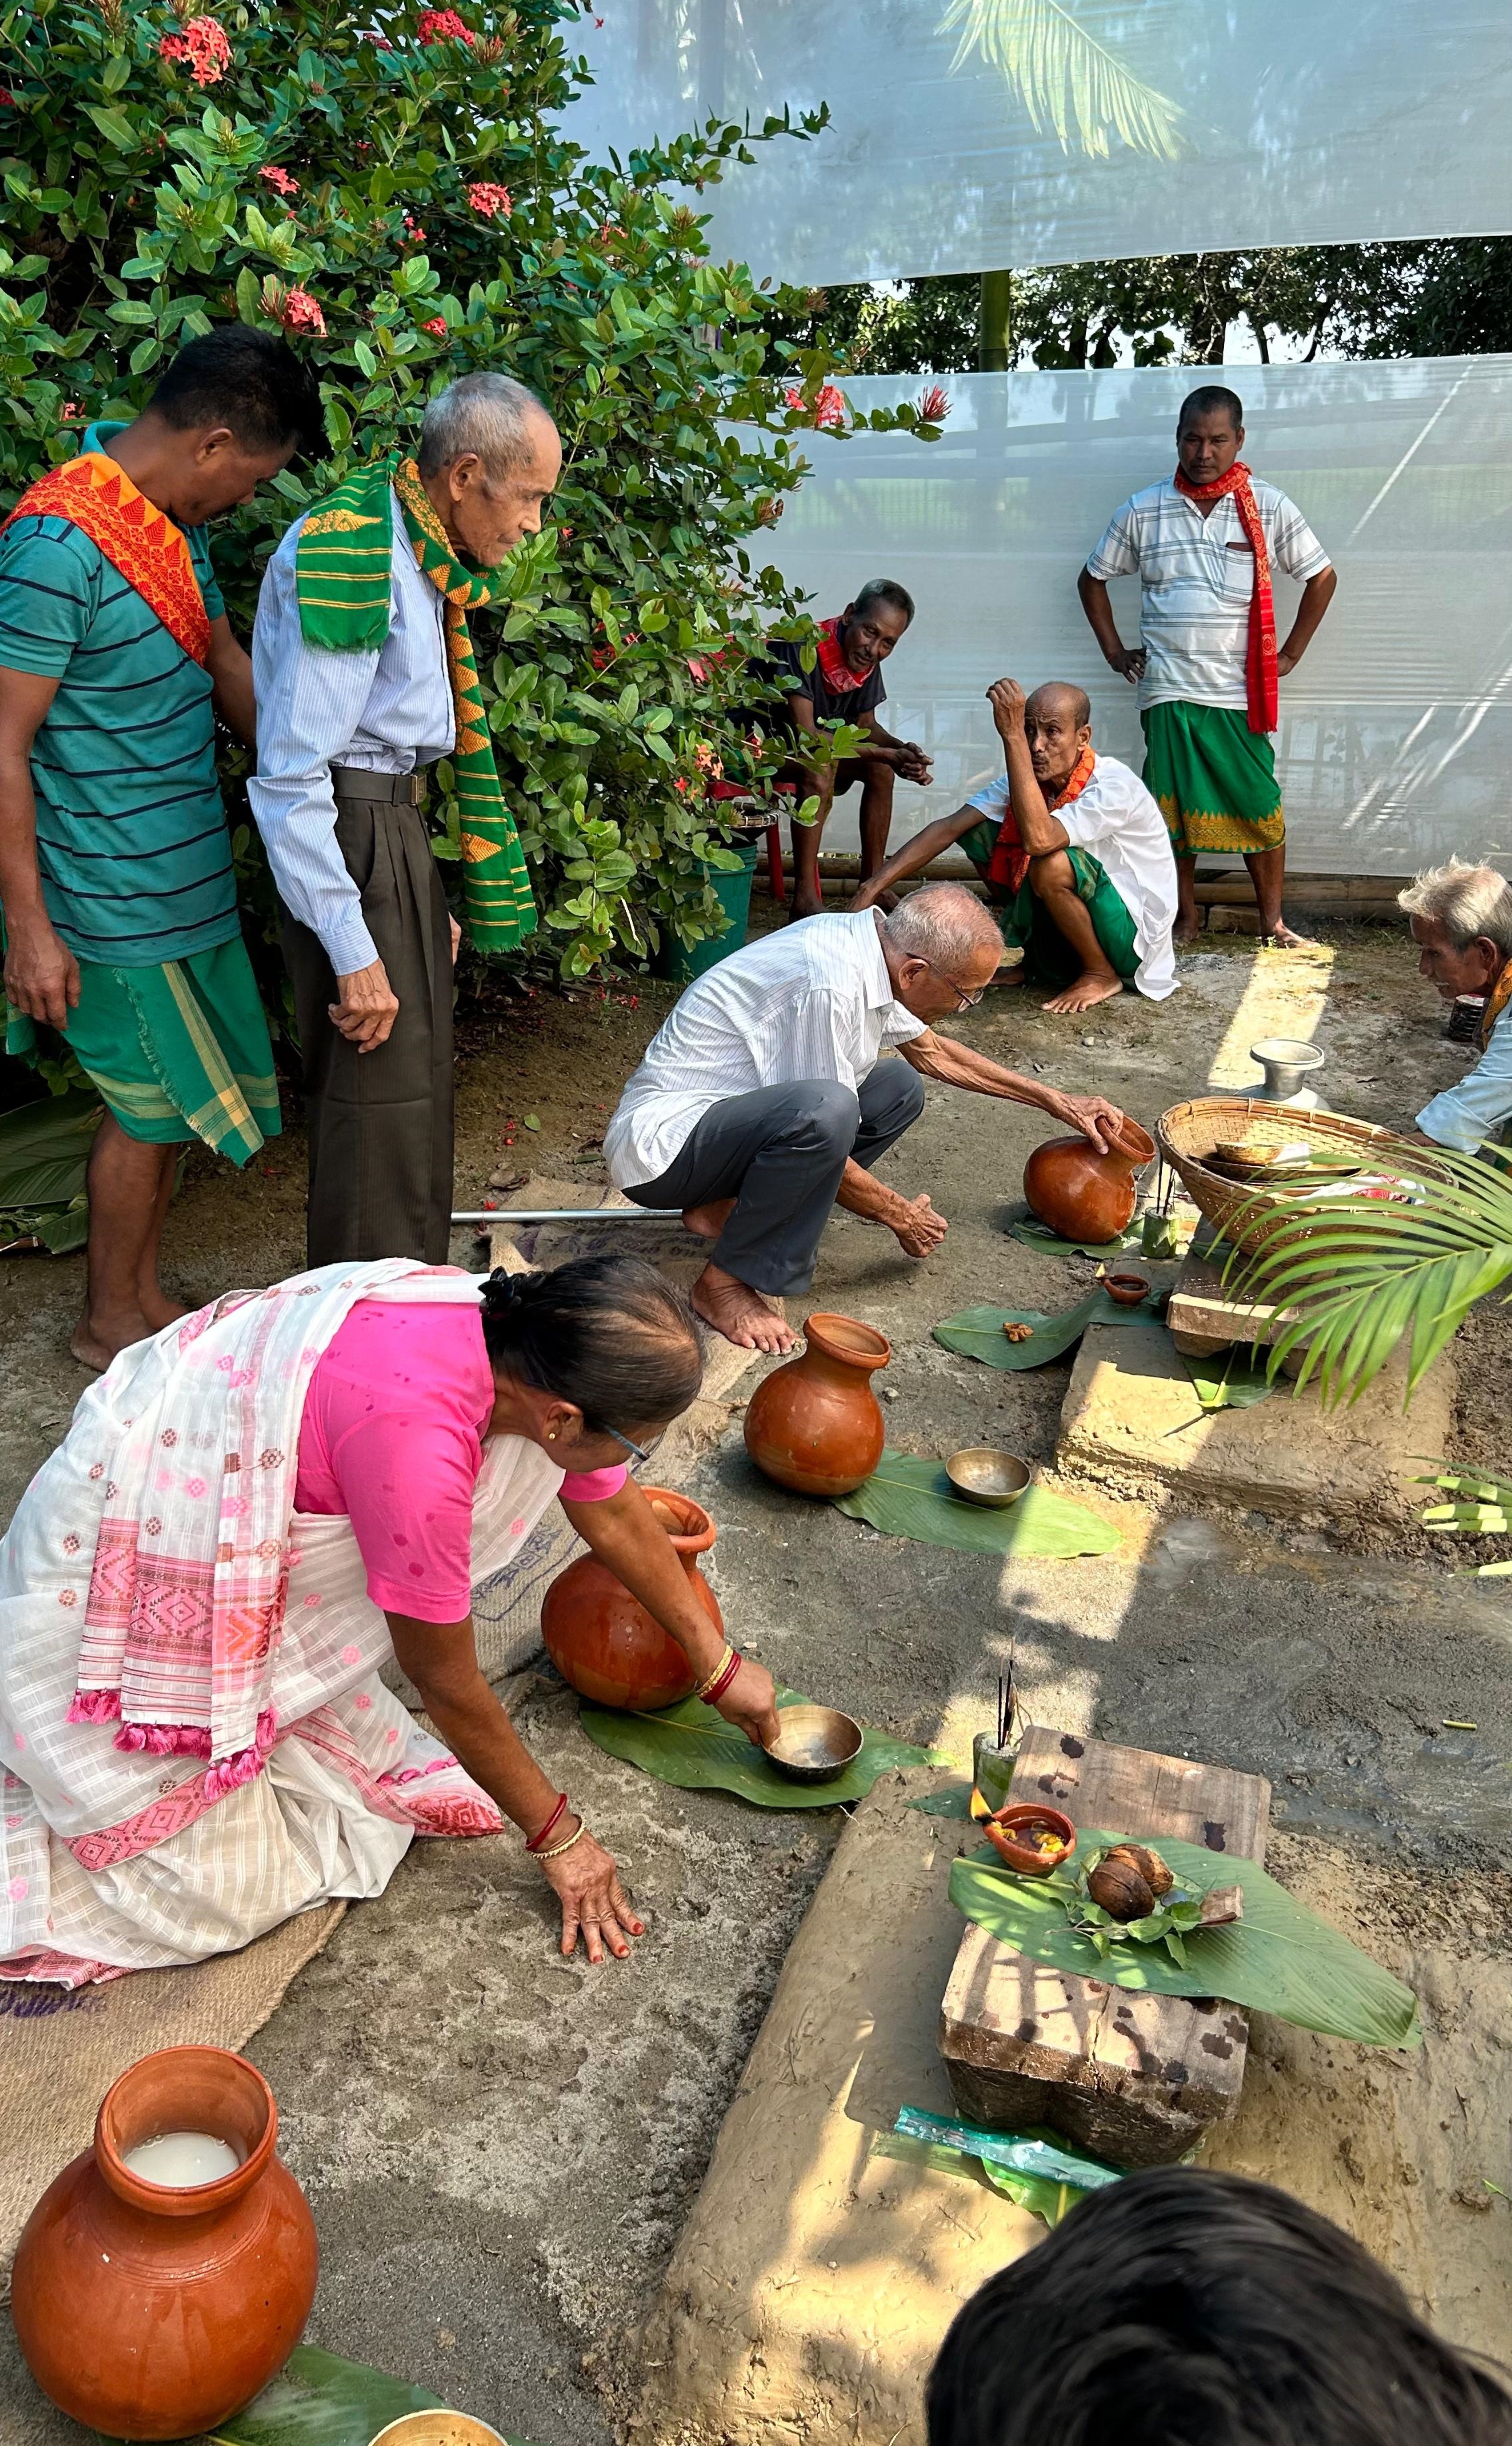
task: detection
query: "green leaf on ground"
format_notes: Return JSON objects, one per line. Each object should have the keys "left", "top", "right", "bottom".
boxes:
{"left": 934, "top": 1290, "right": 1152, "bottom": 1371}
{"left": 908, "top": 1780, "right": 974, "bottom": 1816}
{"left": 1007, "top": 1212, "right": 1143, "bottom": 1261}
{"left": 578, "top": 1684, "right": 945, "bottom": 1809}
{"left": 834, "top": 1449, "right": 1120, "bottom": 1559}
{"left": 950, "top": 1828, "right": 1421, "bottom": 2050}
{"left": 211, "top": 2343, "right": 539, "bottom": 2446}
{"left": 1183, "top": 1351, "right": 1276, "bottom": 1411}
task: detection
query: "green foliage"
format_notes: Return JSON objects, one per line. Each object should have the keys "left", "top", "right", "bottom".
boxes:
{"left": 0, "top": 0, "right": 926, "bottom": 981}
{"left": 932, "top": 1289, "right": 1151, "bottom": 1371}
{"left": 832, "top": 1447, "right": 1120, "bottom": 1557}
{"left": 577, "top": 1683, "right": 943, "bottom": 1809}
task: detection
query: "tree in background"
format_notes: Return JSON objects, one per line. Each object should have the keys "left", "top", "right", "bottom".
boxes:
{"left": 0, "top": 0, "right": 933, "bottom": 1009}
{"left": 772, "top": 242, "right": 1512, "bottom": 374}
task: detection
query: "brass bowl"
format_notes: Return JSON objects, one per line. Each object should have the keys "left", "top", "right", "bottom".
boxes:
{"left": 946, "top": 1448, "right": 1032, "bottom": 1508}
{"left": 370, "top": 2417, "right": 510, "bottom": 2446}
{"left": 763, "top": 1703, "right": 864, "bottom": 1784}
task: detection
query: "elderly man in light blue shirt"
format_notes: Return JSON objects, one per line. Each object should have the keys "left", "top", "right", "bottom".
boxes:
{"left": 248, "top": 371, "right": 560, "bottom": 1264}
{"left": 1399, "top": 861, "right": 1512, "bottom": 1151}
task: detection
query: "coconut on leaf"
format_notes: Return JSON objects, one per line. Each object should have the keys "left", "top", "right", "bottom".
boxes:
{"left": 1105, "top": 1841, "right": 1174, "bottom": 1897}
{"left": 1086, "top": 1853, "right": 1155, "bottom": 1921}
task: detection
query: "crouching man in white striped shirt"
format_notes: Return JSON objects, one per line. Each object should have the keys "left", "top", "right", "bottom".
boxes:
{"left": 603, "top": 885, "right": 1129, "bottom": 1352}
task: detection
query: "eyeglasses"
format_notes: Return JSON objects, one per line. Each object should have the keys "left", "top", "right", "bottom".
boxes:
{"left": 595, "top": 1421, "right": 663, "bottom": 1465}
{"left": 919, "top": 957, "right": 987, "bottom": 1012}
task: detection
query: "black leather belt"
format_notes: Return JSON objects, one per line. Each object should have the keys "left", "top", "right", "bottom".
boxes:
{"left": 331, "top": 767, "right": 429, "bottom": 803}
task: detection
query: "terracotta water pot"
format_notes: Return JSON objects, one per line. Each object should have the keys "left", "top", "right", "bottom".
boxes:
{"left": 743, "top": 1311, "right": 890, "bottom": 1499}
{"left": 542, "top": 1486, "right": 718, "bottom": 1709}
{"left": 1023, "top": 1116, "right": 1155, "bottom": 1244}
{"left": 11, "top": 2044, "right": 317, "bottom": 2441}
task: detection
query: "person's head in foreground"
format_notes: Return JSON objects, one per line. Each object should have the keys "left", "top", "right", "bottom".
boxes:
{"left": 926, "top": 2167, "right": 1512, "bottom": 2446}
{"left": 417, "top": 370, "right": 562, "bottom": 568}
{"left": 1177, "top": 382, "right": 1245, "bottom": 487}
{"left": 123, "top": 323, "right": 324, "bottom": 525}
{"left": 1399, "top": 859, "right": 1512, "bottom": 1007}
{"left": 479, "top": 1251, "right": 703, "bottom": 1468}
{"left": 1021, "top": 681, "right": 1092, "bottom": 793}
{"left": 881, "top": 882, "right": 1004, "bottom": 1018}
{"left": 837, "top": 577, "right": 915, "bottom": 675}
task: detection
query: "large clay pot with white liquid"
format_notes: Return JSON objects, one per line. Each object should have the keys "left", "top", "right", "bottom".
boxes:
{"left": 11, "top": 2043, "right": 317, "bottom": 2440}
{"left": 743, "top": 1311, "right": 890, "bottom": 1498}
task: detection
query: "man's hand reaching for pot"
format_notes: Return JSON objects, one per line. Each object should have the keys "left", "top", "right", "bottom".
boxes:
{"left": 1041, "top": 1092, "right": 1138, "bottom": 1157}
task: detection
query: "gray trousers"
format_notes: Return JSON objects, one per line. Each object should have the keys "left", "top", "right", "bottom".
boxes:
{"left": 625, "top": 1063, "right": 926, "bottom": 1295}
{"left": 281, "top": 773, "right": 454, "bottom": 1269}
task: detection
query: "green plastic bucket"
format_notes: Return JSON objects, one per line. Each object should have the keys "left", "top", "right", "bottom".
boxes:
{"left": 653, "top": 837, "right": 761, "bottom": 984}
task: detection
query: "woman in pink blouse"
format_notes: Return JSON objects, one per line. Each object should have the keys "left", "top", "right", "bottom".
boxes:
{"left": 0, "top": 1255, "right": 779, "bottom": 1985}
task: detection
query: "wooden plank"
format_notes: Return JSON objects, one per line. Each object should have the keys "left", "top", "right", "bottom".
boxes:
{"left": 1166, "top": 1236, "right": 1297, "bottom": 1353}
{"left": 939, "top": 1725, "right": 1271, "bottom": 2167}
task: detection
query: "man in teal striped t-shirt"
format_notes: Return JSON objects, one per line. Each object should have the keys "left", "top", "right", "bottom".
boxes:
{"left": 0, "top": 327, "right": 321, "bottom": 1368}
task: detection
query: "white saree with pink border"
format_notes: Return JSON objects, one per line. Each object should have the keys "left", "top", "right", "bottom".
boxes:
{"left": 0, "top": 1260, "right": 565, "bottom": 1986}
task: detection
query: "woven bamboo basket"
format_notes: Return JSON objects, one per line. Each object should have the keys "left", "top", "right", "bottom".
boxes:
{"left": 1155, "top": 1098, "right": 1454, "bottom": 1255}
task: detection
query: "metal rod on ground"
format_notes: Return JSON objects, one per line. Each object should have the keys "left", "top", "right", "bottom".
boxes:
{"left": 451, "top": 1207, "right": 683, "bottom": 1224}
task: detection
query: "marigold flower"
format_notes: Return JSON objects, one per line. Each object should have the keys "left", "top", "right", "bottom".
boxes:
{"left": 158, "top": 15, "right": 230, "bottom": 83}
{"left": 916, "top": 383, "right": 951, "bottom": 423}
{"left": 259, "top": 165, "right": 299, "bottom": 198}
{"left": 466, "top": 181, "right": 512, "bottom": 219}
{"left": 417, "top": 7, "right": 474, "bottom": 41}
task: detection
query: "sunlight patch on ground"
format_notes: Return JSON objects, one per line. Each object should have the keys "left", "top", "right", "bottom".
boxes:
{"left": 1205, "top": 946, "right": 1337, "bottom": 1092}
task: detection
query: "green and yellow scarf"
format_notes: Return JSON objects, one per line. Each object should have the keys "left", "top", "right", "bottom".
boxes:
{"left": 295, "top": 450, "right": 537, "bottom": 953}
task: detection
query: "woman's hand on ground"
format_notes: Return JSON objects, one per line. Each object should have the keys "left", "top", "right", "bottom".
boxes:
{"left": 539, "top": 1824, "right": 644, "bottom": 1963}
{"left": 715, "top": 1653, "right": 781, "bottom": 1749}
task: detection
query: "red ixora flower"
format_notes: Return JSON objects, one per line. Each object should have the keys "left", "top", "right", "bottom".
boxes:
{"left": 785, "top": 381, "right": 847, "bottom": 431}
{"left": 363, "top": 27, "right": 395, "bottom": 45}
{"left": 402, "top": 212, "right": 428, "bottom": 244}
{"left": 916, "top": 383, "right": 951, "bottom": 424}
{"left": 417, "top": 7, "right": 474, "bottom": 41}
{"left": 422, "top": 316, "right": 447, "bottom": 335}
{"left": 272, "top": 283, "right": 325, "bottom": 337}
{"left": 158, "top": 15, "right": 231, "bottom": 84}
{"left": 259, "top": 165, "right": 299, "bottom": 198}
{"left": 466, "top": 181, "right": 512, "bottom": 219}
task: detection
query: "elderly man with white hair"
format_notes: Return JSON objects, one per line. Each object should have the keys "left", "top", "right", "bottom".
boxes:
{"left": 250, "top": 372, "right": 561, "bottom": 1264}
{"left": 606, "top": 885, "right": 1130, "bottom": 1351}
{"left": 1400, "top": 859, "right": 1512, "bottom": 1151}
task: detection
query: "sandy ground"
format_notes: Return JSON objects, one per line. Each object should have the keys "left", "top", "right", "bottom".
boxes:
{"left": 3, "top": 912, "right": 1512, "bottom": 2441}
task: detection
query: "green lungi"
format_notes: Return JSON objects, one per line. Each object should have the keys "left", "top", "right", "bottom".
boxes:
{"left": 6, "top": 937, "right": 279, "bottom": 1166}
{"left": 1140, "top": 701, "right": 1284, "bottom": 860}
{"left": 959, "top": 829, "right": 1139, "bottom": 988}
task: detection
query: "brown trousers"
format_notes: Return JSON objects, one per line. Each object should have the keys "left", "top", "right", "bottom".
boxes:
{"left": 281, "top": 777, "right": 454, "bottom": 1267}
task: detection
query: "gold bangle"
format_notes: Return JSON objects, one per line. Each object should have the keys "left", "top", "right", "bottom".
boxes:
{"left": 693, "top": 1643, "right": 735, "bottom": 1702}
{"left": 535, "top": 1817, "right": 587, "bottom": 1861}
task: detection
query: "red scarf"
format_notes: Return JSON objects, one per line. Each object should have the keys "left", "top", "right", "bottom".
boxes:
{"left": 1172, "top": 459, "right": 1276, "bottom": 733}
{"left": 987, "top": 747, "right": 1097, "bottom": 891}
{"left": 0, "top": 451, "right": 209, "bottom": 666}
{"left": 815, "top": 615, "right": 874, "bottom": 697}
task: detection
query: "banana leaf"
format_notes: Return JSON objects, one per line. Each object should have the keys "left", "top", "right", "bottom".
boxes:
{"left": 578, "top": 1683, "right": 946, "bottom": 1809}
{"left": 833, "top": 1449, "right": 1120, "bottom": 1559}
{"left": 933, "top": 1289, "right": 1152, "bottom": 1371}
{"left": 0, "top": 1089, "right": 101, "bottom": 1206}
{"left": 1008, "top": 1213, "right": 1143, "bottom": 1261}
{"left": 1181, "top": 1351, "right": 1275, "bottom": 1412}
{"left": 211, "top": 2345, "right": 545, "bottom": 2446}
{"left": 951, "top": 1828, "right": 1420, "bottom": 2050}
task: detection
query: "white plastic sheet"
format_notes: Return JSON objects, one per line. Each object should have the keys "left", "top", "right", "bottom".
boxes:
{"left": 759, "top": 360, "right": 1512, "bottom": 875}
{"left": 569, "top": 0, "right": 1512, "bottom": 285}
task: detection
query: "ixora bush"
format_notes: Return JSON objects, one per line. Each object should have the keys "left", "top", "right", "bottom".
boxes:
{"left": 0, "top": 0, "right": 945, "bottom": 991}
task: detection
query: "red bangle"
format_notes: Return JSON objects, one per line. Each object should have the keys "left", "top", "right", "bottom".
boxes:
{"left": 704, "top": 1651, "right": 742, "bottom": 1707}
{"left": 526, "top": 1791, "right": 569, "bottom": 1853}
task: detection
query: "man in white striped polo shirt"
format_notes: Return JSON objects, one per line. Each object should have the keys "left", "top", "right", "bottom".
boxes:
{"left": 1077, "top": 385, "right": 1337, "bottom": 949}
{"left": 605, "top": 886, "right": 1126, "bottom": 1351}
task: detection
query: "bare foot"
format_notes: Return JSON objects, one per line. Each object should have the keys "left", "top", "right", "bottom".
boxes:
{"left": 71, "top": 1307, "right": 155, "bottom": 1373}
{"left": 860, "top": 884, "right": 899, "bottom": 913}
{"left": 139, "top": 1289, "right": 191, "bottom": 1333}
{"left": 1173, "top": 915, "right": 1203, "bottom": 946}
{"left": 1264, "top": 921, "right": 1317, "bottom": 950}
{"left": 788, "top": 887, "right": 825, "bottom": 922}
{"left": 682, "top": 1197, "right": 737, "bottom": 1242}
{"left": 690, "top": 1263, "right": 795, "bottom": 1354}
{"left": 989, "top": 963, "right": 1027, "bottom": 989}
{"left": 1041, "top": 973, "right": 1125, "bottom": 1015}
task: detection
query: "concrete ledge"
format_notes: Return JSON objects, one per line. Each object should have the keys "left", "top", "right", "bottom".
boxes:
{"left": 630, "top": 1773, "right": 1038, "bottom": 2446}
{"left": 1055, "top": 1322, "right": 1451, "bottom": 1524}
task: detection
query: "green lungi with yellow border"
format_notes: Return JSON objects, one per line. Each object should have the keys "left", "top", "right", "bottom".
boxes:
{"left": 1141, "top": 700, "right": 1284, "bottom": 861}
{"left": 958, "top": 828, "right": 1140, "bottom": 988}
{"left": 6, "top": 937, "right": 279, "bottom": 1165}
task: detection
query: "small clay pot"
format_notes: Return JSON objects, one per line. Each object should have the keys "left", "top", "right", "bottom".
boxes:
{"left": 1023, "top": 1117, "right": 1155, "bottom": 1244}
{"left": 743, "top": 1312, "right": 890, "bottom": 1498}
{"left": 11, "top": 2045, "right": 317, "bottom": 2441}
{"left": 983, "top": 1803, "right": 1077, "bottom": 1875}
{"left": 1103, "top": 1271, "right": 1151, "bottom": 1308}
{"left": 542, "top": 1486, "right": 717, "bottom": 1709}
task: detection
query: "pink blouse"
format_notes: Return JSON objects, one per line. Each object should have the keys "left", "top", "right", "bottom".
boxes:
{"left": 295, "top": 1301, "right": 627, "bottom": 1623}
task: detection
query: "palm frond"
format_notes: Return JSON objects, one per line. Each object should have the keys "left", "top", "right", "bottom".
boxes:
{"left": 937, "top": 0, "right": 1188, "bottom": 161}
{"left": 1224, "top": 1147, "right": 1512, "bottom": 1407}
